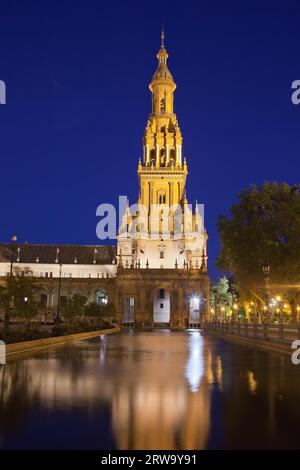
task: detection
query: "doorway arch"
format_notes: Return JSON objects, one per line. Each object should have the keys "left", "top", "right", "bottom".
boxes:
{"left": 153, "top": 288, "right": 170, "bottom": 324}
{"left": 189, "top": 295, "right": 201, "bottom": 327}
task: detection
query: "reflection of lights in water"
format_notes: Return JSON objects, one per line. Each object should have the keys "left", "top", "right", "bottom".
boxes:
{"left": 247, "top": 370, "right": 257, "bottom": 394}
{"left": 185, "top": 331, "right": 204, "bottom": 392}
{"left": 99, "top": 335, "right": 107, "bottom": 363}
{"left": 100, "top": 346, "right": 106, "bottom": 363}
{"left": 205, "top": 351, "right": 214, "bottom": 385}
{"left": 216, "top": 356, "right": 222, "bottom": 391}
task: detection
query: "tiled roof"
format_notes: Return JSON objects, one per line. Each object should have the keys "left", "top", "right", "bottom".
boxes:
{"left": 0, "top": 243, "right": 116, "bottom": 265}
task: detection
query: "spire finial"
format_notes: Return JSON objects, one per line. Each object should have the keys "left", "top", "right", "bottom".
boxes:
{"left": 161, "top": 26, "right": 165, "bottom": 48}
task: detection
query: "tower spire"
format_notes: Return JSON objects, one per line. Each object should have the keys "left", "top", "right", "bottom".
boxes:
{"left": 161, "top": 26, "right": 165, "bottom": 48}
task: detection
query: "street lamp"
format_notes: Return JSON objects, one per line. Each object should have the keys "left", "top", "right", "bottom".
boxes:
{"left": 262, "top": 265, "right": 270, "bottom": 322}
{"left": 55, "top": 264, "right": 63, "bottom": 324}
{"left": 5, "top": 234, "right": 17, "bottom": 333}
{"left": 221, "top": 306, "right": 225, "bottom": 320}
{"left": 232, "top": 303, "right": 238, "bottom": 321}
{"left": 9, "top": 234, "right": 17, "bottom": 277}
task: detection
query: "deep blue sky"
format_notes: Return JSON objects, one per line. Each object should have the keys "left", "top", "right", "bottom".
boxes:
{"left": 1, "top": 0, "right": 300, "bottom": 279}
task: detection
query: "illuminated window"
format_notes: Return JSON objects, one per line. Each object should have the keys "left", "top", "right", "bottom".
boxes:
{"left": 160, "top": 98, "right": 166, "bottom": 112}
{"left": 159, "top": 288, "right": 165, "bottom": 299}
{"left": 96, "top": 289, "right": 107, "bottom": 305}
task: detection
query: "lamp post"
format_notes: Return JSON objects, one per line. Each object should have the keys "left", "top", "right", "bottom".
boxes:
{"left": 221, "top": 305, "right": 225, "bottom": 320}
{"left": 262, "top": 265, "right": 270, "bottom": 322}
{"left": 55, "top": 264, "right": 63, "bottom": 324}
{"left": 9, "top": 234, "right": 17, "bottom": 277}
{"left": 275, "top": 295, "right": 282, "bottom": 323}
{"left": 5, "top": 234, "right": 17, "bottom": 333}
{"left": 233, "top": 302, "right": 238, "bottom": 321}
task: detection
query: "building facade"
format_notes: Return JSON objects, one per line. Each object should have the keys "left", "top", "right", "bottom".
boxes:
{"left": 0, "top": 33, "right": 209, "bottom": 328}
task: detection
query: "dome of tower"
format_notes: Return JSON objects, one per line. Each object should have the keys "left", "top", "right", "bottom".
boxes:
{"left": 149, "top": 31, "right": 176, "bottom": 91}
{"left": 152, "top": 61, "right": 174, "bottom": 82}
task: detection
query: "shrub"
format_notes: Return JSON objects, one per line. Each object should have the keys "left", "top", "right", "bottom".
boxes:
{"left": 2, "top": 327, "right": 50, "bottom": 344}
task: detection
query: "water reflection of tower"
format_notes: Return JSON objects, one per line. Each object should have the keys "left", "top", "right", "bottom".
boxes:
{"left": 110, "top": 332, "right": 215, "bottom": 450}
{"left": 185, "top": 331, "right": 204, "bottom": 392}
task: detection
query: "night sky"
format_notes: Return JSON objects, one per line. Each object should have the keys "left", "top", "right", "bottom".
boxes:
{"left": 1, "top": 0, "right": 300, "bottom": 279}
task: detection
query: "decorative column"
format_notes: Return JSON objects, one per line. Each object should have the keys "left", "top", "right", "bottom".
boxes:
{"left": 169, "top": 182, "right": 174, "bottom": 234}
{"left": 178, "top": 182, "right": 183, "bottom": 203}
{"left": 144, "top": 144, "right": 149, "bottom": 165}
{"left": 166, "top": 144, "right": 169, "bottom": 164}
{"left": 156, "top": 144, "right": 160, "bottom": 167}
{"left": 176, "top": 144, "right": 182, "bottom": 166}
{"left": 148, "top": 182, "right": 154, "bottom": 236}
{"left": 178, "top": 286, "right": 184, "bottom": 328}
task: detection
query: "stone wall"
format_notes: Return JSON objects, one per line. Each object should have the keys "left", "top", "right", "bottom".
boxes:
{"left": 0, "top": 268, "right": 210, "bottom": 328}
{"left": 115, "top": 267, "right": 210, "bottom": 328}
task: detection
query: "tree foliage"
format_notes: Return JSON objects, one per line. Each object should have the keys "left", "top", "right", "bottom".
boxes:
{"left": 211, "top": 276, "right": 233, "bottom": 308}
{"left": 62, "top": 294, "right": 87, "bottom": 321}
{"left": 84, "top": 302, "right": 102, "bottom": 317}
{"left": 84, "top": 302, "right": 116, "bottom": 318}
{"left": 0, "top": 275, "right": 39, "bottom": 325}
{"left": 217, "top": 182, "right": 300, "bottom": 299}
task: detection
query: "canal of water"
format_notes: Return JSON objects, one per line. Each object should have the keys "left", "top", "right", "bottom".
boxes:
{"left": 0, "top": 330, "right": 300, "bottom": 449}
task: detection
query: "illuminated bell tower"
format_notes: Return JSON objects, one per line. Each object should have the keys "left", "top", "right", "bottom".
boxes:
{"left": 141, "top": 29, "right": 185, "bottom": 208}
{"left": 118, "top": 31, "right": 207, "bottom": 269}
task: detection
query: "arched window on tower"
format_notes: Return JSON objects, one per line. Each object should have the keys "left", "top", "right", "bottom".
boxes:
{"left": 150, "top": 148, "right": 155, "bottom": 166}
{"left": 160, "top": 98, "right": 166, "bottom": 113}
{"left": 170, "top": 149, "right": 175, "bottom": 165}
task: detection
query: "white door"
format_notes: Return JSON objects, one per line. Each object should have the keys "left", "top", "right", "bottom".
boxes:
{"left": 124, "top": 297, "right": 135, "bottom": 324}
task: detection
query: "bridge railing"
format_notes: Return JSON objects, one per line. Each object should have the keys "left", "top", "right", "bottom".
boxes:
{"left": 203, "top": 320, "right": 300, "bottom": 345}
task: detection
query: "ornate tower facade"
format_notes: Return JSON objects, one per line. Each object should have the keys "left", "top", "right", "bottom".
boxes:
{"left": 117, "top": 31, "right": 208, "bottom": 271}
